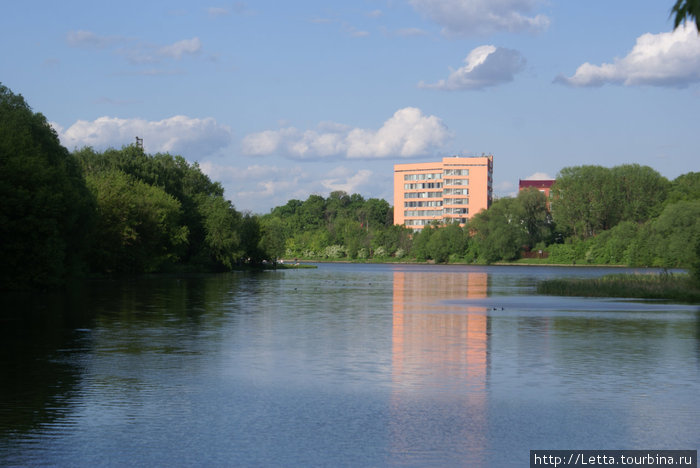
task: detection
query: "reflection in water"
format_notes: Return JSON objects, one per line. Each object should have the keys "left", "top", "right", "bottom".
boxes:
{"left": 1, "top": 265, "right": 698, "bottom": 467}
{"left": 391, "top": 270, "right": 490, "bottom": 465}
{"left": 0, "top": 275, "right": 240, "bottom": 454}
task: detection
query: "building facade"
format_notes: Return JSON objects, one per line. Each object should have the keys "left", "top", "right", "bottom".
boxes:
{"left": 518, "top": 179, "right": 554, "bottom": 198}
{"left": 394, "top": 155, "right": 493, "bottom": 229}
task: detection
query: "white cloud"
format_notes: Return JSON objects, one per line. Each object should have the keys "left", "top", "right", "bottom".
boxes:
{"left": 321, "top": 167, "right": 374, "bottom": 193}
{"left": 67, "top": 30, "right": 203, "bottom": 66}
{"left": 408, "top": 0, "right": 549, "bottom": 36}
{"left": 158, "top": 38, "right": 202, "bottom": 59}
{"left": 419, "top": 45, "right": 526, "bottom": 90}
{"left": 524, "top": 172, "right": 553, "bottom": 180}
{"left": 242, "top": 107, "right": 451, "bottom": 160}
{"left": 59, "top": 115, "right": 232, "bottom": 157}
{"left": 556, "top": 24, "right": 700, "bottom": 88}
{"left": 342, "top": 23, "right": 370, "bottom": 38}
{"left": 66, "top": 30, "right": 121, "bottom": 48}
{"left": 199, "top": 162, "right": 386, "bottom": 213}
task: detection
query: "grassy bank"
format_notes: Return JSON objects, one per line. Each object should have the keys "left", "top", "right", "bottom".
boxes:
{"left": 537, "top": 272, "right": 700, "bottom": 303}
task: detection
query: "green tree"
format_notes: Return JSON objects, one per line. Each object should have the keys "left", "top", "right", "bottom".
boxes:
{"left": 610, "top": 164, "right": 669, "bottom": 223}
{"left": 0, "top": 84, "right": 95, "bottom": 288}
{"left": 427, "top": 222, "right": 468, "bottom": 263}
{"left": 76, "top": 146, "right": 248, "bottom": 270}
{"left": 298, "top": 195, "right": 326, "bottom": 231}
{"left": 666, "top": 172, "right": 700, "bottom": 204}
{"left": 410, "top": 224, "right": 435, "bottom": 261}
{"left": 671, "top": 0, "right": 700, "bottom": 29}
{"left": 239, "top": 213, "right": 265, "bottom": 263}
{"left": 649, "top": 200, "right": 700, "bottom": 268}
{"left": 469, "top": 198, "right": 527, "bottom": 263}
{"left": 517, "top": 187, "right": 553, "bottom": 249}
{"left": 260, "top": 216, "right": 287, "bottom": 261}
{"left": 195, "top": 194, "right": 243, "bottom": 269}
{"left": 551, "top": 165, "right": 618, "bottom": 239}
{"left": 86, "top": 169, "right": 188, "bottom": 273}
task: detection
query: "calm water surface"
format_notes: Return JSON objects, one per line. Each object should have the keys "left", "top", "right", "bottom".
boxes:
{"left": 1, "top": 264, "right": 698, "bottom": 467}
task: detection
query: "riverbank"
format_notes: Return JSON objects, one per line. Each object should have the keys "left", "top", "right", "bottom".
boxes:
{"left": 537, "top": 272, "right": 700, "bottom": 303}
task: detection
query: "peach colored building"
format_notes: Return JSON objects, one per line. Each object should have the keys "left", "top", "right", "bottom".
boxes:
{"left": 393, "top": 155, "right": 493, "bottom": 229}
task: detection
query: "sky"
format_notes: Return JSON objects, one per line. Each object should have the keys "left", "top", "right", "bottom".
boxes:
{"left": 2, "top": 0, "right": 699, "bottom": 213}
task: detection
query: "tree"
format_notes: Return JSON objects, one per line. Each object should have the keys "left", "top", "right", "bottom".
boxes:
{"left": 649, "top": 200, "right": 700, "bottom": 268}
{"left": 671, "top": 0, "right": 700, "bottom": 29}
{"left": 76, "top": 146, "right": 249, "bottom": 270}
{"left": 196, "top": 194, "right": 243, "bottom": 269}
{"left": 551, "top": 165, "right": 619, "bottom": 238}
{"left": 260, "top": 216, "right": 287, "bottom": 261}
{"left": 469, "top": 198, "right": 528, "bottom": 263}
{"left": 0, "top": 84, "right": 95, "bottom": 288}
{"left": 666, "top": 172, "right": 700, "bottom": 204}
{"left": 239, "top": 213, "right": 265, "bottom": 264}
{"left": 610, "top": 164, "right": 669, "bottom": 223}
{"left": 427, "top": 222, "right": 468, "bottom": 263}
{"left": 517, "top": 187, "right": 553, "bottom": 249}
{"left": 86, "top": 169, "right": 188, "bottom": 273}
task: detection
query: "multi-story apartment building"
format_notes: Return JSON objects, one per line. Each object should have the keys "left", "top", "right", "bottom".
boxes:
{"left": 393, "top": 155, "right": 493, "bottom": 229}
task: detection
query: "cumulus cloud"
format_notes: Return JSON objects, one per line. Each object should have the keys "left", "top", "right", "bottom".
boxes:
{"left": 242, "top": 107, "right": 451, "bottom": 160}
{"left": 66, "top": 29, "right": 203, "bottom": 65}
{"left": 59, "top": 115, "right": 232, "bottom": 157}
{"left": 200, "top": 162, "right": 312, "bottom": 210}
{"left": 158, "top": 38, "right": 202, "bottom": 59}
{"left": 525, "top": 172, "right": 553, "bottom": 180}
{"left": 555, "top": 24, "right": 700, "bottom": 88}
{"left": 321, "top": 167, "right": 374, "bottom": 193}
{"left": 199, "top": 162, "right": 384, "bottom": 213}
{"left": 409, "top": 0, "right": 549, "bottom": 36}
{"left": 419, "top": 45, "right": 526, "bottom": 90}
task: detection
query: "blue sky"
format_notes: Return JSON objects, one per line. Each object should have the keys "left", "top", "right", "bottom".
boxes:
{"left": 2, "top": 0, "right": 699, "bottom": 213}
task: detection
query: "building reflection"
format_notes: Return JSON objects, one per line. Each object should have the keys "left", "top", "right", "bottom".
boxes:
{"left": 390, "top": 269, "right": 490, "bottom": 464}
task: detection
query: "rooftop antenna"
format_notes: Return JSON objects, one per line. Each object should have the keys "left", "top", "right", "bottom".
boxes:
{"left": 135, "top": 136, "right": 144, "bottom": 152}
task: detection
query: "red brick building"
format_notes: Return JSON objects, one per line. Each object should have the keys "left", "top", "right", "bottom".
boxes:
{"left": 518, "top": 179, "right": 554, "bottom": 198}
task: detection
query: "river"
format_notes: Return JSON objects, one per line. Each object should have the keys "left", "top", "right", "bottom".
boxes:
{"left": 1, "top": 264, "right": 698, "bottom": 467}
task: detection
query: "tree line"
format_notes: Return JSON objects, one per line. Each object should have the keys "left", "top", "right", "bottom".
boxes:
{"left": 2, "top": 83, "right": 699, "bottom": 290}
{"left": 1, "top": 84, "right": 263, "bottom": 289}
{"left": 260, "top": 165, "right": 699, "bottom": 271}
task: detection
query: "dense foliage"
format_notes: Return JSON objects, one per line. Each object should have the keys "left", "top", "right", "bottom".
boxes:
{"left": 1, "top": 85, "right": 95, "bottom": 289}
{"left": 548, "top": 166, "right": 699, "bottom": 268}
{"left": 264, "top": 165, "right": 699, "bottom": 270}
{"left": 259, "top": 191, "right": 410, "bottom": 260}
{"left": 3, "top": 82, "right": 699, "bottom": 290}
{"left": 1, "top": 83, "right": 262, "bottom": 288}
{"left": 73, "top": 146, "right": 253, "bottom": 273}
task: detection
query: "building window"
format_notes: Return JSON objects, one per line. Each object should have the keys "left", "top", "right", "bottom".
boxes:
{"left": 404, "top": 200, "right": 443, "bottom": 208}
{"left": 404, "top": 182, "right": 443, "bottom": 190}
{"left": 444, "top": 169, "right": 469, "bottom": 176}
{"left": 405, "top": 191, "right": 442, "bottom": 199}
{"left": 404, "top": 173, "right": 442, "bottom": 181}
{"left": 443, "top": 178, "right": 469, "bottom": 186}
{"left": 443, "top": 198, "right": 467, "bottom": 205}
{"left": 443, "top": 188, "right": 468, "bottom": 196}
{"left": 404, "top": 210, "right": 443, "bottom": 217}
